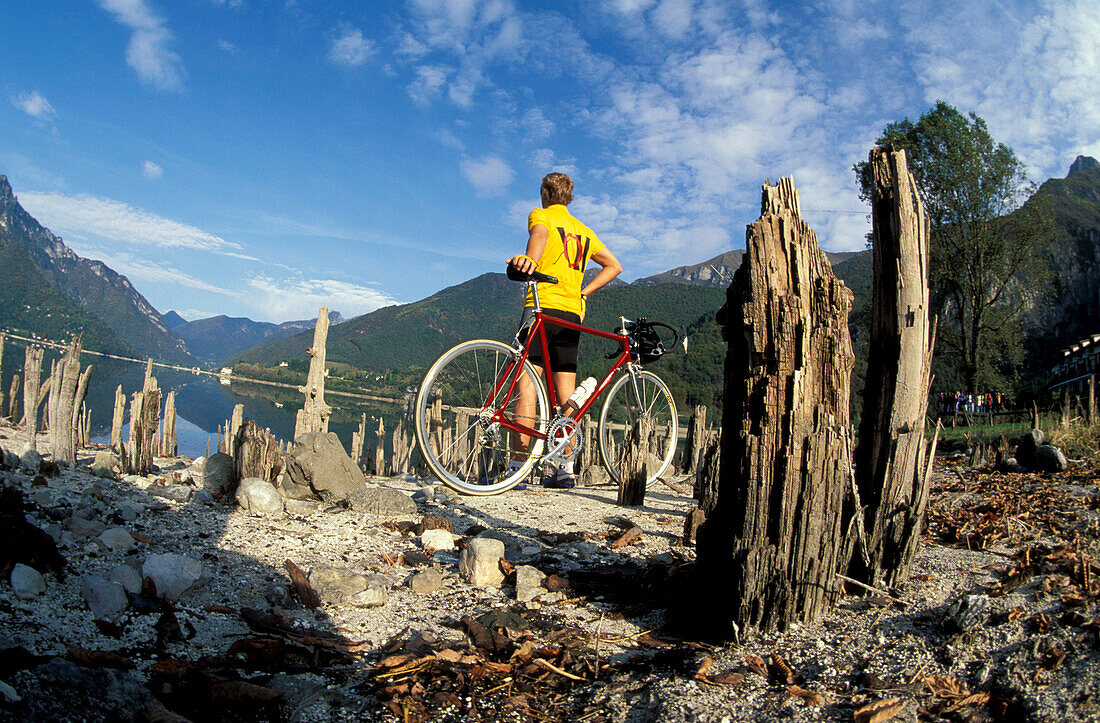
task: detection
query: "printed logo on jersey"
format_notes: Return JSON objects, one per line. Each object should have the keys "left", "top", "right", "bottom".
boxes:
{"left": 558, "top": 227, "right": 591, "bottom": 271}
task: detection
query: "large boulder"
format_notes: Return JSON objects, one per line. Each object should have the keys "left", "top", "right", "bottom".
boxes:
{"left": 1033, "top": 444, "right": 1068, "bottom": 472}
{"left": 192, "top": 453, "right": 237, "bottom": 497}
{"left": 236, "top": 477, "right": 284, "bottom": 516}
{"left": 1014, "top": 429, "right": 1043, "bottom": 469}
{"left": 286, "top": 432, "right": 365, "bottom": 501}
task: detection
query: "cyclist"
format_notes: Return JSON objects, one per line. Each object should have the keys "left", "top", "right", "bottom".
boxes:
{"left": 507, "top": 172, "right": 622, "bottom": 487}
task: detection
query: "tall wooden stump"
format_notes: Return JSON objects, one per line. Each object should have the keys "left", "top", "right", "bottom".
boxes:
{"left": 7, "top": 374, "right": 19, "bottom": 421}
{"left": 22, "top": 347, "right": 45, "bottom": 451}
{"left": 0, "top": 333, "right": 5, "bottom": 418}
{"left": 229, "top": 404, "right": 244, "bottom": 460}
{"left": 236, "top": 419, "right": 283, "bottom": 483}
{"left": 681, "top": 405, "right": 707, "bottom": 474}
{"left": 696, "top": 178, "right": 855, "bottom": 635}
{"left": 293, "top": 307, "right": 332, "bottom": 441}
{"left": 374, "top": 417, "right": 386, "bottom": 476}
{"left": 618, "top": 416, "right": 652, "bottom": 506}
{"left": 125, "top": 375, "right": 161, "bottom": 475}
{"left": 161, "top": 391, "right": 178, "bottom": 457}
{"left": 848, "top": 148, "right": 937, "bottom": 590}
{"left": 48, "top": 339, "right": 91, "bottom": 465}
{"left": 110, "top": 385, "right": 126, "bottom": 452}
{"left": 351, "top": 413, "right": 367, "bottom": 469}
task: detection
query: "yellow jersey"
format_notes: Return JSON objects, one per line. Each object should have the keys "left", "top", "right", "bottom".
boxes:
{"left": 526, "top": 205, "right": 605, "bottom": 318}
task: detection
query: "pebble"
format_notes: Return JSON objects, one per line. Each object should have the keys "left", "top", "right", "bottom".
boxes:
{"left": 459, "top": 537, "right": 505, "bottom": 588}
{"left": 408, "top": 568, "right": 444, "bottom": 594}
{"left": 68, "top": 516, "right": 107, "bottom": 538}
{"left": 194, "top": 489, "right": 215, "bottom": 505}
{"left": 148, "top": 485, "right": 194, "bottom": 503}
{"left": 117, "top": 503, "right": 143, "bottom": 521}
{"left": 142, "top": 553, "right": 203, "bottom": 601}
{"left": 284, "top": 498, "right": 317, "bottom": 516}
{"left": 0, "top": 680, "right": 20, "bottom": 704}
{"left": 236, "top": 477, "right": 284, "bottom": 516}
{"left": 515, "top": 565, "right": 545, "bottom": 602}
{"left": 309, "top": 565, "right": 388, "bottom": 607}
{"left": 109, "top": 564, "right": 143, "bottom": 594}
{"left": 10, "top": 564, "right": 46, "bottom": 600}
{"left": 19, "top": 447, "right": 43, "bottom": 472}
{"left": 420, "top": 529, "right": 456, "bottom": 551}
{"left": 98, "top": 527, "right": 135, "bottom": 553}
{"left": 80, "top": 575, "right": 129, "bottom": 621}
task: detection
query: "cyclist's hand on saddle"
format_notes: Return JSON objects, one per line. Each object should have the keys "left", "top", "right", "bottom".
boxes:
{"left": 508, "top": 254, "right": 537, "bottom": 274}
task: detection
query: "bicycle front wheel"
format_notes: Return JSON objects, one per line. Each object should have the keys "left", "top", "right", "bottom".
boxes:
{"left": 414, "top": 340, "right": 549, "bottom": 496}
{"left": 598, "top": 369, "right": 678, "bottom": 487}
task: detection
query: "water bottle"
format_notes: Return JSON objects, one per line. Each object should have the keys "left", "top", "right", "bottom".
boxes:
{"left": 560, "top": 377, "right": 597, "bottom": 417}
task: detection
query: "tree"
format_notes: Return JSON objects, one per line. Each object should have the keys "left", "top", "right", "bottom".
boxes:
{"left": 855, "top": 101, "right": 1053, "bottom": 394}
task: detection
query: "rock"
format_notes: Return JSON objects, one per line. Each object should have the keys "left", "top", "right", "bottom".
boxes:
{"left": 0, "top": 679, "right": 20, "bottom": 703}
{"left": 194, "top": 453, "right": 237, "bottom": 497}
{"left": 582, "top": 465, "right": 611, "bottom": 486}
{"left": 90, "top": 451, "right": 118, "bottom": 479}
{"left": 81, "top": 575, "right": 129, "bottom": 621}
{"left": 1033, "top": 444, "right": 1068, "bottom": 472}
{"left": 347, "top": 487, "right": 417, "bottom": 516}
{"left": 3, "top": 451, "right": 18, "bottom": 470}
{"left": 308, "top": 565, "right": 387, "bottom": 607}
{"left": 117, "top": 503, "right": 143, "bottom": 521}
{"left": 265, "top": 583, "right": 292, "bottom": 607}
{"left": 236, "top": 477, "right": 284, "bottom": 516}
{"left": 411, "top": 486, "right": 435, "bottom": 503}
{"left": 275, "top": 468, "right": 315, "bottom": 501}
{"left": 515, "top": 565, "right": 545, "bottom": 602}
{"left": 142, "top": 553, "right": 203, "bottom": 600}
{"left": 459, "top": 537, "right": 505, "bottom": 588}
{"left": 1015, "top": 429, "right": 1043, "bottom": 469}
{"left": 10, "top": 563, "right": 46, "bottom": 600}
{"left": 98, "top": 527, "right": 135, "bottom": 553}
{"left": 947, "top": 594, "right": 991, "bottom": 632}
{"left": 287, "top": 432, "right": 364, "bottom": 500}
{"left": 194, "top": 489, "right": 215, "bottom": 505}
{"left": 148, "top": 484, "right": 194, "bottom": 503}
{"left": 21, "top": 659, "right": 155, "bottom": 721}
{"left": 19, "top": 447, "right": 42, "bottom": 472}
{"left": 416, "top": 515, "right": 454, "bottom": 534}
{"left": 109, "top": 564, "right": 143, "bottom": 594}
{"left": 284, "top": 498, "right": 317, "bottom": 516}
{"left": 420, "top": 529, "right": 455, "bottom": 551}
{"left": 408, "top": 568, "right": 444, "bottom": 594}
{"left": 68, "top": 516, "right": 107, "bottom": 538}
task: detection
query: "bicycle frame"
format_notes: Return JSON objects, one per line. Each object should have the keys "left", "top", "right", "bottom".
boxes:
{"left": 486, "top": 282, "right": 633, "bottom": 441}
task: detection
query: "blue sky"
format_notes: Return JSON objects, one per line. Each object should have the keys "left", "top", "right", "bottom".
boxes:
{"left": 1, "top": 0, "right": 1097, "bottom": 323}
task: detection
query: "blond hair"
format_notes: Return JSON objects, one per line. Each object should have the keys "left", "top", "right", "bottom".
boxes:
{"left": 540, "top": 172, "right": 574, "bottom": 206}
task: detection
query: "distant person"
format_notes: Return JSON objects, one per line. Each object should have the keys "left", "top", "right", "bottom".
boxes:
{"left": 507, "top": 172, "right": 622, "bottom": 488}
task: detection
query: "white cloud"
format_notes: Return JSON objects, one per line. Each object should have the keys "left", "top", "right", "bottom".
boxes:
{"left": 17, "top": 192, "right": 241, "bottom": 253}
{"left": 460, "top": 156, "right": 515, "bottom": 197}
{"left": 652, "top": 0, "right": 694, "bottom": 40}
{"left": 96, "top": 0, "right": 185, "bottom": 91}
{"left": 408, "top": 65, "right": 450, "bottom": 106}
{"left": 80, "top": 248, "right": 235, "bottom": 295}
{"left": 217, "top": 39, "right": 238, "bottom": 53}
{"left": 141, "top": 160, "right": 163, "bottom": 179}
{"left": 245, "top": 275, "right": 400, "bottom": 321}
{"left": 11, "top": 91, "right": 56, "bottom": 120}
{"left": 521, "top": 108, "right": 554, "bottom": 139}
{"left": 329, "top": 25, "right": 374, "bottom": 67}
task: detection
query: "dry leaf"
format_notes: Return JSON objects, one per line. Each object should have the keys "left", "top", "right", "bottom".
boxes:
{"left": 65, "top": 646, "right": 134, "bottom": 670}
{"left": 694, "top": 656, "right": 715, "bottom": 680}
{"left": 712, "top": 672, "right": 746, "bottom": 686}
{"left": 788, "top": 685, "right": 825, "bottom": 706}
{"left": 853, "top": 697, "right": 907, "bottom": 723}
{"left": 923, "top": 674, "right": 968, "bottom": 698}
{"left": 745, "top": 655, "right": 768, "bottom": 677}
{"left": 769, "top": 653, "right": 796, "bottom": 684}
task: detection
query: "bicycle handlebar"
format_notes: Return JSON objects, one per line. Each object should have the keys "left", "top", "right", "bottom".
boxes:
{"left": 507, "top": 264, "right": 558, "bottom": 284}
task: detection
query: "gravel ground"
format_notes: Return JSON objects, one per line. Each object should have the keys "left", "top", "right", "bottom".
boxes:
{"left": 0, "top": 420, "right": 1097, "bottom": 723}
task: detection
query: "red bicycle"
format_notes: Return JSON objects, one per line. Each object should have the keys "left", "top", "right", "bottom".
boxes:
{"left": 413, "top": 267, "right": 680, "bottom": 495}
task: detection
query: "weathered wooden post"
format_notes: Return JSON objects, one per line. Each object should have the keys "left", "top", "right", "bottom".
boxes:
{"left": 374, "top": 417, "right": 386, "bottom": 476}
{"left": 229, "top": 403, "right": 244, "bottom": 460}
{"left": 848, "top": 148, "right": 938, "bottom": 590}
{"left": 124, "top": 373, "right": 161, "bottom": 475}
{"left": 48, "top": 339, "right": 90, "bottom": 464}
{"left": 293, "top": 307, "right": 332, "bottom": 440}
{"left": 235, "top": 419, "right": 283, "bottom": 483}
{"left": 695, "top": 178, "right": 854, "bottom": 635}
{"left": 1088, "top": 375, "right": 1095, "bottom": 426}
{"left": 617, "top": 416, "right": 651, "bottom": 506}
{"left": 351, "top": 413, "right": 366, "bottom": 469}
{"left": 110, "top": 385, "right": 125, "bottom": 452}
{"left": 0, "top": 333, "right": 5, "bottom": 418}
{"left": 7, "top": 374, "right": 20, "bottom": 421}
{"left": 681, "top": 405, "right": 707, "bottom": 474}
{"left": 429, "top": 389, "right": 443, "bottom": 460}
{"left": 22, "top": 347, "right": 44, "bottom": 451}
{"left": 161, "top": 391, "right": 177, "bottom": 457}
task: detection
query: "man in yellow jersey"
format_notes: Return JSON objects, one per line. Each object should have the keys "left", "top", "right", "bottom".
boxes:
{"left": 507, "top": 172, "right": 622, "bottom": 487}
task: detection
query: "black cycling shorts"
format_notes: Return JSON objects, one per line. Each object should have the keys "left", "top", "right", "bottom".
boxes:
{"left": 518, "top": 307, "right": 581, "bottom": 373}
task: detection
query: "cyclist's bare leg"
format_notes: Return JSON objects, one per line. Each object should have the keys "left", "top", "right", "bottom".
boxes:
{"left": 511, "top": 364, "right": 539, "bottom": 463}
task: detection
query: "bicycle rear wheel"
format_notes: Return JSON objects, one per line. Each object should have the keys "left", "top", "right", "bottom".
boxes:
{"left": 414, "top": 340, "right": 549, "bottom": 495}
{"left": 598, "top": 369, "right": 678, "bottom": 487}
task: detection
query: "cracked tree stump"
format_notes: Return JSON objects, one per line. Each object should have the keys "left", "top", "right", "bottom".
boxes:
{"left": 48, "top": 339, "right": 84, "bottom": 464}
{"left": 22, "top": 347, "right": 45, "bottom": 451}
{"left": 617, "top": 416, "right": 652, "bottom": 507}
{"left": 125, "top": 374, "right": 161, "bottom": 476}
{"left": 847, "top": 147, "right": 938, "bottom": 590}
{"left": 696, "top": 177, "right": 855, "bottom": 635}
{"left": 351, "top": 413, "right": 366, "bottom": 469}
{"left": 161, "top": 391, "right": 177, "bottom": 457}
{"left": 236, "top": 418, "right": 283, "bottom": 483}
{"left": 293, "top": 307, "right": 332, "bottom": 441}
{"left": 110, "top": 385, "right": 125, "bottom": 452}
{"left": 0, "top": 333, "right": 5, "bottom": 418}
{"left": 374, "top": 417, "right": 386, "bottom": 476}
{"left": 7, "top": 374, "right": 19, "bottom": 422}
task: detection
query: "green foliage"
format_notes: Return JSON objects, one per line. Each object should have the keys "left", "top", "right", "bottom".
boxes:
{"left": 854, "top": 101, "right": 1055, "bottom": 394}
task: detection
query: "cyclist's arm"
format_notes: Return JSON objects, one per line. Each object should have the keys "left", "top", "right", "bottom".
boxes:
{"left": 580, "top": 247, "right": 622, "bottom": 298}
{"left": 508, "top": 224, "right": 549, "bottom": 273}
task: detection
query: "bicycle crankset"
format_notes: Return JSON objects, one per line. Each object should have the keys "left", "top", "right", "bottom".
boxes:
{"left": 544, "top": 415, "right": 583, "bottom": 466}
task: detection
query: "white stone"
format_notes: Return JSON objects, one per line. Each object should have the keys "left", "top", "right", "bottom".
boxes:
{"left": 81, "top": 575, "right": 128, "bottom": 620}
{"left": 109, "top": 564, "right": 143, "bottom": 594}
{"left": 236, "top": 477, "right": 284, "bottom": 516}
{"left": 514, "top": 565, "right": 545, "bottom": 602}
{"left": 459, "top": 537, "right": 505, "bottom": 588}
{"left": 99, "top": 527, "right": 135, "bottom": 553}
{"left": 142, "top": 553, "right": 203, "bottom": 600}
{"left": 419, "top": 529, "right": 455, "bottom": 551}
{"left": 10, "top": 564, "right": 46, "bottom": 600}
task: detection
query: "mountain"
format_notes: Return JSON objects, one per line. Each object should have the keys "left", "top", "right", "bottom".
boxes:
{"left": 0, "top": 175, "right": 191, "bottom": 363}
{"left": 234, "top": 272, "right": 726, "bottom": 374}
{"left": 635, "top": 248, "right": 862, "bottom": 286}
{"left": 174, "top": 310, "right": 346, "bottom": 364}
{"left": 162, "top": 310, "right": 188, "bottom": 330}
